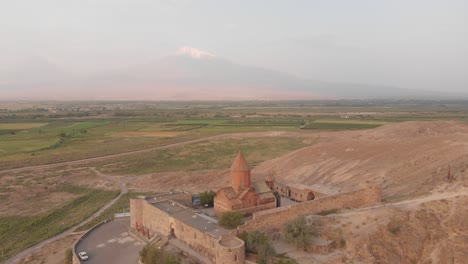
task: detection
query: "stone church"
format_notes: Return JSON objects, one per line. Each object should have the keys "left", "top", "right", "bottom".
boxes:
{"left": 214, "top": 152, "right": 278, "bottom": 216}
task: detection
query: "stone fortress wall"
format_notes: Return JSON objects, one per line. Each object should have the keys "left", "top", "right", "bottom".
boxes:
{"left": 237, "top": 184, "right": 381, "bottom": 234}
{"left": 130, "top": 185, "right": 381, "bottom": 264}
{"left": 217, "top": 236, "right": 246, "bottom": 264}
{"left": 130, "top": 196, "right": 245, "bottom": 264}
{"left": 130, "top": 198, "right": 172, "bottom": 235}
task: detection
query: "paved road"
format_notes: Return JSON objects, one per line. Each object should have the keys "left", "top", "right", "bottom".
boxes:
{"left": 0, "top": 131, "right": 305, "bottom": 174}
{"left": 75, "top": 220, "right": 142, "bottom": 264}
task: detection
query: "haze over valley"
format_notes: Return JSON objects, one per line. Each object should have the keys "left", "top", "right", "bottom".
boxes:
{"left": 1, "top": 1, "right": 468, "bottom": 264}
{"left": 1, "top": 1, "right": 466, "bottom": 101}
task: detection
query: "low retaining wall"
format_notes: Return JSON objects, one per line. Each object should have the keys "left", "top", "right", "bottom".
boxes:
{"left": 72, "top": 219, "right": 112, "bottom": 264}
{"left": 237, "top": 184, "right": 381, "bottom": 234}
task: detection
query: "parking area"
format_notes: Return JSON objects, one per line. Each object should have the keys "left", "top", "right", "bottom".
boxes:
{"left": 75, "top": 220, "right": 143, "bottom": 264}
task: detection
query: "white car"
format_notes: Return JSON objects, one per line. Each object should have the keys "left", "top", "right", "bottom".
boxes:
{"left": 78, "top": 251, "right": 89, "bottom": 261}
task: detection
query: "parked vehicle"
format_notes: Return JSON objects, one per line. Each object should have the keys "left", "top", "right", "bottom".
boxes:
{"left": 78, "top": 252, "right": 89, "bottom": 261}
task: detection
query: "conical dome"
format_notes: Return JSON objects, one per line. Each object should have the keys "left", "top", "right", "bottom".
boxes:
{"left": 230, "top": 152, "right": 250, "bottom": 172}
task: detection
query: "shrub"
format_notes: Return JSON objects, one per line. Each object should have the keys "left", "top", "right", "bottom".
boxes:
{"left": 316, "top": 208, "right": 340, "bottom": 216}
{"left": 276, "top": 260, "right": 298, "bottom": 264}
{"left": 282, "top": 216, "right": 313, "bottom": 250}
{"left": 199, "top": 190, "right": 216, "bottom": 207}
{"left": 339, "top": 238, "right": 346, "bottom": 248}
{"left": 239, "top": 231, "right": 275, "bottom": 264}
{"left": 139, "top": 244, "right": 177, "bottom": 264}
{"left": 389, "top": 225, "right": 401, "bottom": 234}
{"left": 218, "top": 211, "right": 244, "bottom": 229}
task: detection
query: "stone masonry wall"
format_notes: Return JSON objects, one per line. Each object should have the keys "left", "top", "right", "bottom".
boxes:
{"left": 272, "top": 181, "right": 315, "bottom": 202}
{"left": 217, "top": 235, "right": 245, "bottom": 264}
{"left": 130, "top": 199, "right": 172, "bottom": 236}
{"left": 172, "top": 217, "right": 218, "bottom": 261}
{"left": 130, "top": 198, "right": 246, "bottom": 263}
{"left": 237, "top": 184, "right": 381, "bottom": 233}
{"left": 214, "top": 194, "right": 238, "bottom": 217}
{"left": 236, "top": 202, "right": 276, "bottom": 215}
{"left": 173, "top": 222, "right": 245, "bottom": 264}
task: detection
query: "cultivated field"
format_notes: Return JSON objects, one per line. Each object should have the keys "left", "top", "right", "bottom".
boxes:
{"left": 0, "top": 185, "right": 118, "bottom": 260}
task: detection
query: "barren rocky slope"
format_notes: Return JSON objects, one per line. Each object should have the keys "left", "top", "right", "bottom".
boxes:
{"left": 301, "top": 182, "right": 468, "bottom": 264}
{"left": 251, "top": 121, "right": 468, "bottom": 263}
{"left": 253, "top": 121, "right": 468, "bottom": 200}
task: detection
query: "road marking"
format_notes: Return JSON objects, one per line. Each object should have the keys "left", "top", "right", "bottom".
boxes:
{"left": 118, "top": 237, "right": 134, "bottom": 244}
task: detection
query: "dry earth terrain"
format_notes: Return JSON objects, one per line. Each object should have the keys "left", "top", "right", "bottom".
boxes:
{"left": 18, "top": 234, "right": 80, "bottom": 264}
{"left": 251, "top": 121, "right": 468, "bottom": 263}
{"left": 6, "top": 120, "right": 468, "bottom": 263}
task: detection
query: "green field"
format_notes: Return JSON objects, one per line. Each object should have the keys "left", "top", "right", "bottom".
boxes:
{"left": 94, "top": 137, "right": 309, "bottom": 175}
{"left": 0, "top": 185, "right": 119, "bottom": 261}
{"left": 0, "top": 121, "right": 200, "bottom": 170}
{"left": 302, "top": 122, "right": 382, "bottom": 130}
{"left": 2, "top": 100, "right": 468, "bottom": 171}
{"left": 0, "top": 117, "right": 308, "bottom": 170}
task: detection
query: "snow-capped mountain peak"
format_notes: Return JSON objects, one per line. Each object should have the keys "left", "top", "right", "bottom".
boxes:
{"left": 175, "top": 46, "right": 215, "bottom": 59}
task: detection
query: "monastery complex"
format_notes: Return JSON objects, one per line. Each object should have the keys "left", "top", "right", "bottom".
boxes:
{"left": 129, "top": 152, "right": 382, "bottom": 263}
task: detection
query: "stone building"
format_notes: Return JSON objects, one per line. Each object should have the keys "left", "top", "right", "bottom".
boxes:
{"left": 130, "top": 193, "right": 245, "bottom": 264}
{"left": 214, "top": 152, "right": 277, "bottom": 216}
{"left": 266, "top": 179, "right": 316, "bottom": 202}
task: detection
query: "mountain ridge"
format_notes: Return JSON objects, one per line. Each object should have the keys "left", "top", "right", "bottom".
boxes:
{"left": 1, "top": 52, "right": 466, "bottom": 100}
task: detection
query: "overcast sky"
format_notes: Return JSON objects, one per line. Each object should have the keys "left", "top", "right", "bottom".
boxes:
{"left": 1, "top": 0, "right": 467, "bottom": 92}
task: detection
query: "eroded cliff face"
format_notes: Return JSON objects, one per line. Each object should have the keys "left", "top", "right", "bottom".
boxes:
{"left": 311, "top": 183, "right": 468, "bottom": 264}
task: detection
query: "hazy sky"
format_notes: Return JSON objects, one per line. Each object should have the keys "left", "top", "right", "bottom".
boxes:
{"left": 1, "top": 0, "right": 467, "bottom": 92}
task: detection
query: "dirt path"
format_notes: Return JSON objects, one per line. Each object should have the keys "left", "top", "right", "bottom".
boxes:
{"left": 0, "top": 131, "right": 311, "bottom": 174}
{"left": 341, "top": 184, "right": 468, "bottom": 216}
{"left": 386, "top": 184, "right": 468, "bottom": 209}
{"left": 5, "top": 176, "right": 131, "bottom": 264}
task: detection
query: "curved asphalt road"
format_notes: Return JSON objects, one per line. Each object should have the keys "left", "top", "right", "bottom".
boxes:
{"left": 75, "top": 220, "right": 142, "bottom": 264}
